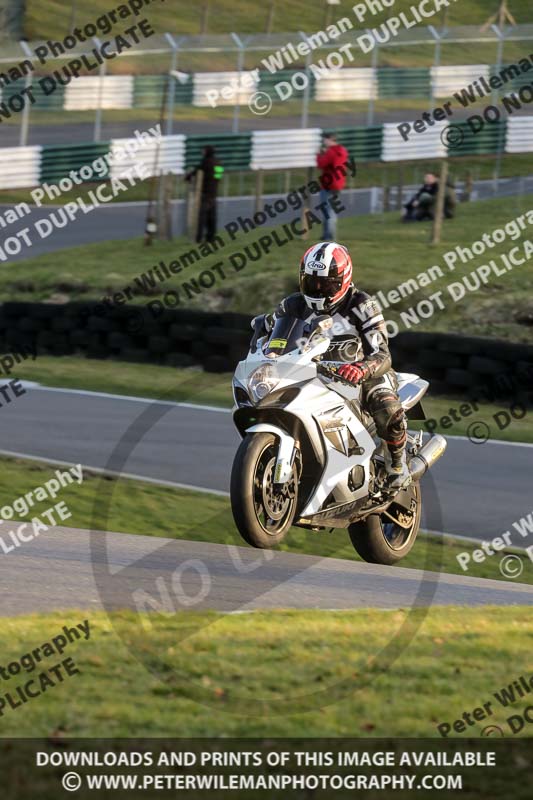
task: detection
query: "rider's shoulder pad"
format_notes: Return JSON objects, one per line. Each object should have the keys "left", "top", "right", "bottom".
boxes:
{"left": 350, "top": 290, "right": 383, "bottom": 322}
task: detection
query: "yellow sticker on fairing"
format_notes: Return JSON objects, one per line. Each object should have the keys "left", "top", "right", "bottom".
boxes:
{"left": 269, "top": 338, "right": 287, "bottom": 349}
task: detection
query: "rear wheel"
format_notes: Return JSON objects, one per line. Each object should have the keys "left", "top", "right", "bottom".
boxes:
{"left": 348, "top": 482, "right": 421, "bottom": 565}
{"left": 230, "top": 433, "right": 299, "bottom": 548}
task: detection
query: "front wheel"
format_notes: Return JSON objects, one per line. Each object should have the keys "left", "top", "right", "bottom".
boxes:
{"left": 230, "top": 433, "right": 299, "bottom": 548}
{"left": 348, "top": 482, "right": 422, "bottom": 565}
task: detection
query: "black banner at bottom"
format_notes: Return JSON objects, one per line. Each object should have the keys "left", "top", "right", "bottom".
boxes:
{"left": 1, "top": 738, "right": 531, "bottom": 798}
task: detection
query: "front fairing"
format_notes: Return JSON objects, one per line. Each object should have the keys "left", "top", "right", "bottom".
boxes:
{"left": 233, "top": 336, "right": 331, "bottom": 407}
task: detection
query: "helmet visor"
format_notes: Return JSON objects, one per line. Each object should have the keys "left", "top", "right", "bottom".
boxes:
{"left": 300, "top": 273, "right": 342, "bottom": 300}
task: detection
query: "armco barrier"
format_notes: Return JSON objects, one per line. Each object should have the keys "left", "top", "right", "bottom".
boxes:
{"left": 314, "top": 68, "right": 377, "bottom": 101}
{"left": 1, "top": 79, "right": 65, "bottom": 110}
{"left": 251, "top": 128, "right": 322, "bottom": 170}
{"left": 332, "top": 126, "right": 383, "bottom": 163}
{"left": 506, "top": 116, "right": 533, "bottom": 153}
{"left": 64, "top": 76, "right": 134, "bottom": 111}
{"left": 134, "top": 74, "right": 193, "bottom": 108}
{"left": 0, "top": 145, "right": 42, "bottom": 189}
{"left": 430, "top": 65, "right": 490, "bottom": 99}
{"left": 109, "top": 134, "right": 186, "bottom": 179}
{"left": 381, "top": 121, "right": 447, "bottom": 162}
{"left": 40, "top": 142, "right": 111, "bottom": 184}
{"left": 1, "top": 304, "right": 532, "bottom": 398}
{"left": 446, "top": 120, "right": 506, "bottom": 157}
{"left": 2, "top": 115, "right": 533, "bottom": 190}
{"left": 3, "top": 62, "right": 528, "bottom": 111}
{"left": 185, "top": 133, "right": 252, "bottom": 172}
{"left": 378, "top": 67, "right": 431, "bottom": 99}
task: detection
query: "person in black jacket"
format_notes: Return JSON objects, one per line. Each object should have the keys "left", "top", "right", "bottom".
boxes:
{"left": 185, "top": 145, "right": 223, "bottom": 243}
{"left": 403, "top": 172, "right": 456, "bottom": 221}
{"left": 259, "top": 241, "right": 410, "bottom": 488}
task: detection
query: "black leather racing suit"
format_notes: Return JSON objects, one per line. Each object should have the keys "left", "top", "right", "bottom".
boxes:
{"left": 274, "top": 287, "right": 407, "bottom": 459}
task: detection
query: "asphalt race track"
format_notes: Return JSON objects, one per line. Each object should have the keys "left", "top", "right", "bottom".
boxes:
{"left": 1, "top": 385, "right": 531, "bottom": 542}
{"left": 0, "top": 108, "right": 488, "bottom": 148}
{"left": 0, "top": 526, "right": 531, "bottom": 616}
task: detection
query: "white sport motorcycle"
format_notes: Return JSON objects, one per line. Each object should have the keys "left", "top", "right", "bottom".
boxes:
{"left": 230, "top": 313, "right": 447, "bottom": 564}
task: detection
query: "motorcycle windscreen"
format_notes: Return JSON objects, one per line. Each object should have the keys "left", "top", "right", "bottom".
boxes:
{"left": 263, "top": 316, "right": 309, "bottom": 357}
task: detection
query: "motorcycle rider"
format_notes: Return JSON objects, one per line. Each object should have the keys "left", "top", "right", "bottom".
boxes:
{"left": 262, "top": 241, "right": 410, "bottom": 488}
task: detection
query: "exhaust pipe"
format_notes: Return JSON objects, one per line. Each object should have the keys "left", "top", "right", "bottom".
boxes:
{"left": 409, "top": 434, "right": 447, "bottom": 481}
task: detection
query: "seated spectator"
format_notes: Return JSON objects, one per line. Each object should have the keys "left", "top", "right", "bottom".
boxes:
{"left": 403, "top": 172, "right": 456, "bottom": 222}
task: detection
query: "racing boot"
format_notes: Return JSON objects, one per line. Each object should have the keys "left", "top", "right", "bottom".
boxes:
{"left": 384, "top": 446, "right": 411, "bottom": 489}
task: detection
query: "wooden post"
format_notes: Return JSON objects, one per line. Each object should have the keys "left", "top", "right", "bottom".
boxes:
{"left": 431, "top": 160, "right": 448, "bottom": 245}
{"left": 481, "top": 1, "right": 516, "bottom": 32}
{"left": 463, "top": 170, "right": 473, "bottom": 202}
{"left": 201, "top": 2, "right": 210, "bottom": 34}
{"left": 187, "top": 170, "right": 203, "bottom": 241}
{"left": 163, "top": 173, "right": 174, "bottom": 240}
{"left": 383, "top": 185, "right": 390, "bottom": 212}
{"left": 255, "top": 170, "right": 264, "bottom": 214}
{"left": 266, "top": 1, "right": 275, "bottom": 33}
{"left": 396, "top": 164, "right": 404, "bottom": 210}
{"left": 300, "top": 166, "right": 313, "bottom": 239}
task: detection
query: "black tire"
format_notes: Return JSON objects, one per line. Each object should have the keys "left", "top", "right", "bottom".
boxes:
{"left": 231, "top": 433, "right": 299, "bottom": 549}
{"left": 348, "top": 482, "right": 422, "bottom": 565}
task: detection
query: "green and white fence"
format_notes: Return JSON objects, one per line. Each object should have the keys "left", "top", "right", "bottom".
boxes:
{"left": 0, "top": 116, "right": 531, "bottom": 191}
{"left": 2, "top": 64, "right": 533, "bottom": 112}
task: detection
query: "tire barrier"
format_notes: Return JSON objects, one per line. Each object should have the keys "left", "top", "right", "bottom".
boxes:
{"left": 1, "top": 304, "right": 532, "bottom": 401}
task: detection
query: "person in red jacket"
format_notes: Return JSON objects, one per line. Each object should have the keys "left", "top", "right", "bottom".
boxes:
{"left": 316, "top": 132, "right": 349, "bottom": 240}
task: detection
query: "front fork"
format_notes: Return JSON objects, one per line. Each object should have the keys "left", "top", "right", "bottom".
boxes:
{"left": 245, "top": 424, "right": 296, "bottom": 484}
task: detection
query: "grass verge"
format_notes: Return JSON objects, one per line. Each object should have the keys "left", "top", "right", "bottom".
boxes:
{"left": 23, "top": 0, "right": 533, "bottom": 44}
{"left": 0, "top": 607, "right": 531, "bottom": 736}
{"left": 10, "top": 355, "right": 533, "bottom": 443}
{"left": 0, "top": 455, "right": 531, "bottom": 584}
{"left": 4, "top": 194, "right": 533, "bottom": 343}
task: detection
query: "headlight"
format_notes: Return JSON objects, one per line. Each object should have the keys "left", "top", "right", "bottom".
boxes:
{"left": 248, "top": 364, "right": 280, "bottom": 402}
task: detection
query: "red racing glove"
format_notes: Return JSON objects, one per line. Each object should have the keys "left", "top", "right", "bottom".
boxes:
{"left": 337, "top": 362, "right": 369, "bottom": 384}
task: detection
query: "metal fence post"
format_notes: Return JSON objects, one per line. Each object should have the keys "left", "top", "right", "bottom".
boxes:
{"left": 492, "top": 24, "right": 505, "bottom": 187}
{"left": 299, "top": 32, "right": 311, "bottom": 129}
{"left": 431, "top": 160, "right": 448, "bottom": 245}
{"left": 93, "top": 37, "right": 106, "bottom": 142}
{"left": 19, "top": 40, "right": 34, "bottom": 146}
{"left": 232, "top": 33, "right": 244, "bottom": 134}
{"left": 429, "top": 25, "right": 441, "bottom": 105}
{"left": 165, "top": 33, "right": 179, "bottom": 138}
{"left": 367, "top": 37, "right": 378, "bottom": 127}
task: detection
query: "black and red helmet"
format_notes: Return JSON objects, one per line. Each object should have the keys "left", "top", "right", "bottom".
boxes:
{"left": 299, "top": 241, "right": 353, "bottom": 312}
